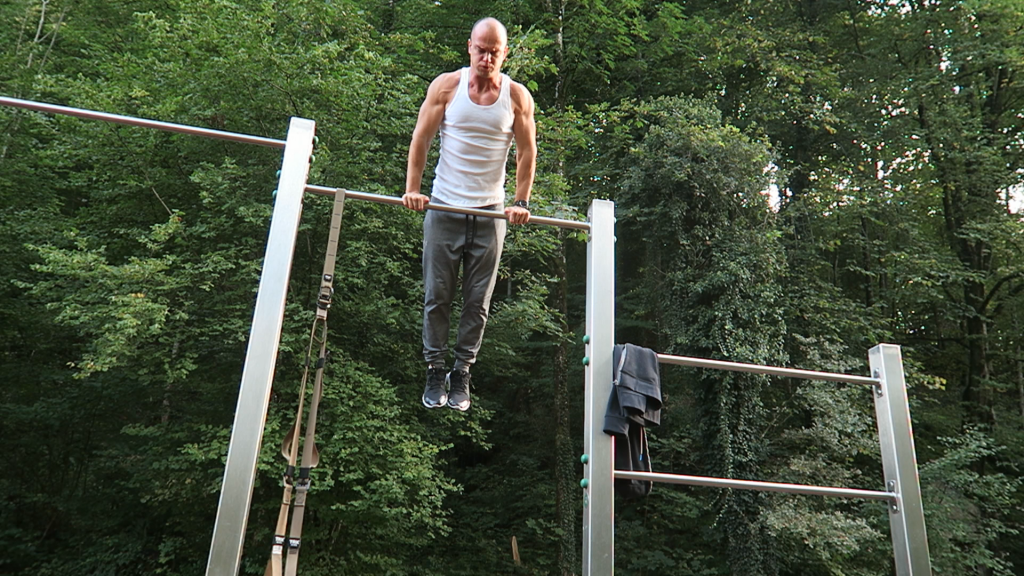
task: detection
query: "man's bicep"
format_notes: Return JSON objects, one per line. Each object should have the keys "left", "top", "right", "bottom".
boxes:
{"left": 413, "top": 99, "right": 444, "bottom": 141}
{"left": 511, "top": 85, "right": 537, "bottom": 147}
{"left": 413, "top": 75, "right": 453, "bottom": 140}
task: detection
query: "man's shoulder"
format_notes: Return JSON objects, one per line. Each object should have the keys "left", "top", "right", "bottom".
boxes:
{"left": 507, "top": 78, "right": 532, "bottom": 96}
{"left": 425, "top": 70, "right": 462, "bottom": 105}
{"left": 431, "top": 70, "right": 462, "bottom": 90}
{"left": 507, "top": 80, "right": 534, "bottom": 112}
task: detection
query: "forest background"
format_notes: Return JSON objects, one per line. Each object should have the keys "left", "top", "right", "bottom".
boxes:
{"left": 2, "top": 0, "right": 1023, "bottom": 575}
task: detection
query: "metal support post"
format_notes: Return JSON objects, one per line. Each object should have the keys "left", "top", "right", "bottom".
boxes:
{"left": 868, "top": 344, "right": 932, "bottom": 576}
{"left": 206, "top": 117, "right": 317, "bottom": 576}
{"left": 581, "top": 199, "right": 615, "bottom": 576}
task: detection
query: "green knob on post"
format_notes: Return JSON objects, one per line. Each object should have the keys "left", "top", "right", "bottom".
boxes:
{"left": 580, "top": 454, "right": 589, "bottom": 464}
{"left": 580, "top": 479, "right": 589, "bottom": 488}
{"left": 583, "top": 335, "right": 590, "bottom": 344}
{"left": 582, "top": 356, "right": 590, "bottom": 366}
{"left": 275, "top": 170, "right": 281, "bottom": 177}
{"left": 310, "top": 154, "right": 316, "bottom": 163}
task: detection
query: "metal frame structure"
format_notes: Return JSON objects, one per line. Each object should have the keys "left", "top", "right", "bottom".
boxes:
{"left": 205, "top": 117, "right": 316, "bottom": 576}
{"left": 581, "top": 339, "right": 932, "bottom": 575}
{"left": 1, "top": 96, "right": 931, "bottom": 576}
{"left": 581, "top": 200, "right": 616, "bottom": 574}
{"left": 0, "top": 97, "right": 588, "bottom": 576}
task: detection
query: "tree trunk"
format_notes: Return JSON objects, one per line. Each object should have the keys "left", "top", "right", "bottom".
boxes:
{"left": 541, "top": 4, "right": 577, "bottom": 573}
{"left": 550, "top": 229, "right": 578, "bottom": 576}
{"left": 859, "top": 215, "right": 873, "bottom": 307}
{"left": 1017, "top": 343, "right": 1023, "bottom": 422}
{"left": 1016, "top": 315, "right": 1023, "bottom": 422}
{"left": 962, "top": 279, "right": 995, "bottom": 426}
{"left": 918, "top": 100, "right": 998, "bottom": 428}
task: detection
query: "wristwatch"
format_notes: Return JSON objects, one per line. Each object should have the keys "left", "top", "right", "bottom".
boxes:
{"left": 513, "top": 199, "right": 529, "bottom": 209}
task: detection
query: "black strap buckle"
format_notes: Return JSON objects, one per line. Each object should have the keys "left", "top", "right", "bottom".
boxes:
{"left": 316, "top": 276, "right": 334, "bottom": 310}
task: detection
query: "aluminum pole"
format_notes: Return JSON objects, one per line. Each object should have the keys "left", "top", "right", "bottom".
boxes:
{"left": 614, "top": 471, "right": 896, "bottom": 502}
{"left": 581, "top": 199, "right": 615, "bottom": 576}
{"left": 869, "top": 344, "right": 932, "bottom": 576}
{"left": 304, "top": 185, "right": 590, "bottom": 231}
{"left": 656, "top": 353, "right": 878, "bottom": 386}
{"left": 0, "top": 96, "right": 285, "bottom": 148}
{"left": 205, "top": 117, "right": 316, "bottom": 576}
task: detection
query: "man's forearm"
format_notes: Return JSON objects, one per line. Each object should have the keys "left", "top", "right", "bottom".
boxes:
{"left": 515, "top": 147, "right": 536, "bottom": 202}
{"left": 406, "top": 138, "right": 430, "bottom": 193}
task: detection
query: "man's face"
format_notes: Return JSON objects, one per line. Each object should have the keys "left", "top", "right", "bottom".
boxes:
{"left": 467, "top": 30, "right": 507, "bottom": 78}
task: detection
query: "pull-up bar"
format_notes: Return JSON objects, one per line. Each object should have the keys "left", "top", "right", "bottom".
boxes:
{"left": 305, "top": 185, "right": 590, "bottom": 231}
{"left": 614, "top": 470, "right": 897, "bottom": 502}
{"left": 657, "top": 353, "right": 879, "bottom": 385}
{"left": 0, "top": 97, "right": 589, "bottom": 231}
{"left": 0, "top": 96, "right": 286, "bottom": 148}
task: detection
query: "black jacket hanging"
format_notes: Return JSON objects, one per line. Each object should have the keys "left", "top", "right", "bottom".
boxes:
{"left": 603, "top": 343, "right": 662, "bottom": 498}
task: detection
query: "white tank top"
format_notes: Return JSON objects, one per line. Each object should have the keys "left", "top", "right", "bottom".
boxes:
{"left": 431, "top": 67, "right": 515, "bottom": 207}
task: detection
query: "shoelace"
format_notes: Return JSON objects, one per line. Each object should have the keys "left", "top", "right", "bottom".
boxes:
{"left": 427, "top": 369, "right": 447, "bottom": 391}
{"left": 450, "top": 372, "right": 470, "bottom": 394}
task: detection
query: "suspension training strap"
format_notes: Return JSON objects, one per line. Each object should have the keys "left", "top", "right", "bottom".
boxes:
{"left": 267, "top": 320, "right": 324, "bottom": 576}
{"left": 266, "top": 190, "right": 347, "bottom": 576}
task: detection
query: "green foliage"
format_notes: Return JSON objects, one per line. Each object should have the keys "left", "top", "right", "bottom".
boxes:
{"left": 3, "top": 1, "right": 1024, "bottom": 575}
{"left": 921, "top": 430, "right": 1020, "bottom": 576}
{"left": 606, "top": 95, "right": 786, "bottom": 575}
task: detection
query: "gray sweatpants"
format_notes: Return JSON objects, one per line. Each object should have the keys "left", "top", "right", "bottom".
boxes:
{"left": 422, "top": 200, "right": 507, "bottom": 371}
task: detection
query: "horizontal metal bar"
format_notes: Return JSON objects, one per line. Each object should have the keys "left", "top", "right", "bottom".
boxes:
{"left": 0, "top": 96, "right": 285, "bottom": 148}
{"left": 615, "top": 471, "right": 896, "bottom": 502}
{"left": 305, "top": 185, "right": 591, "bottom": 231}
{"left": 656, "top": 353, "right": 879, "bottom": 385}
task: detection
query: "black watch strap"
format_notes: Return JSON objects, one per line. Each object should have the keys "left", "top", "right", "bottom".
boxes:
{"left": 513, "top": 199, "right": 529, "bottom": 209}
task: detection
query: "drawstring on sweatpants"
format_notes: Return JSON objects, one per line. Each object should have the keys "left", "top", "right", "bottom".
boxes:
{"left": 463, "top": 214, "right": 478, "bottom": 255}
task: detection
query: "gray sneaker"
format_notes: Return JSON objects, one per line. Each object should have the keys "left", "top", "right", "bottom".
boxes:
{"left": 422, "top": 366, "right": 448, "bottom": 408}
{"left": 446, "top": 369, "right": 471, "bottom": 411}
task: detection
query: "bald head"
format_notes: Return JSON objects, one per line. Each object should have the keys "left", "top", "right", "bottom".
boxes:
{"left": 467, "top": 17, "right": 509, "bottom": 79}
{"left": 471, "top": 17, "right": 508, "bottom": 47}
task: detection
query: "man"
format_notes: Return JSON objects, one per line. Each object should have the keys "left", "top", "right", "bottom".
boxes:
{"left": 403, "top": 17, "right": 536, "bottom": 411}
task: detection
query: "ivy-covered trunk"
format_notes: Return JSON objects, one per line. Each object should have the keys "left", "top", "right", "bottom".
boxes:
{"left": 550, "top": 234, "right": 578, "bottom": 576}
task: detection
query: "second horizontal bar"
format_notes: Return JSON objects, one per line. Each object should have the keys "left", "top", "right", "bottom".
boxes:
{"left": 305, "top": 186, "right": 591, "bottom": 231}
{"left": 656, "top": 354, "right": 879, "bottom": 385}
{"left": 615, "top": 471, "right": 896, "bottom": 502}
